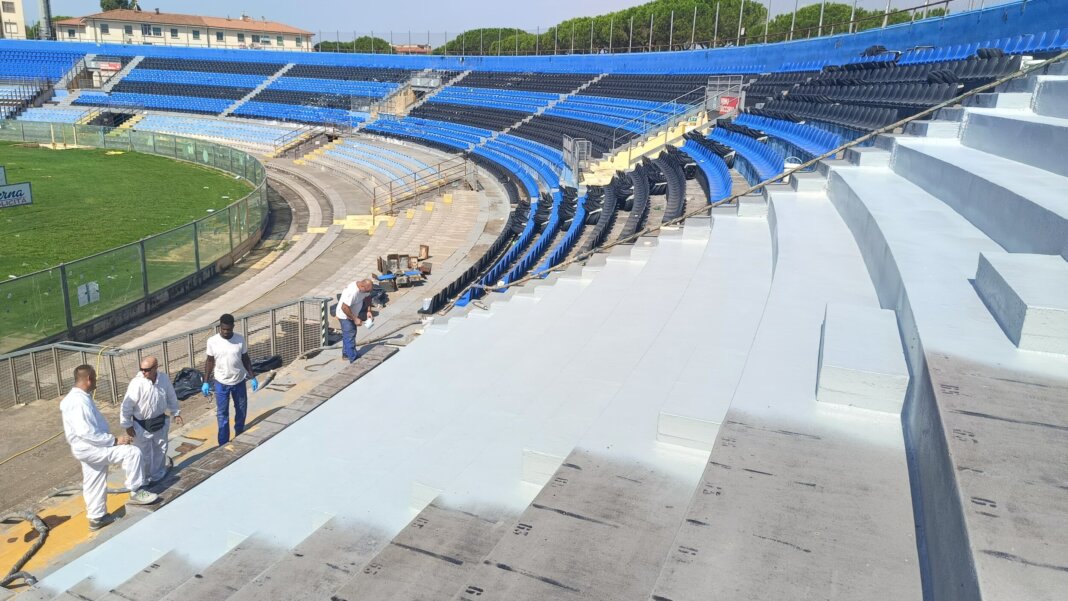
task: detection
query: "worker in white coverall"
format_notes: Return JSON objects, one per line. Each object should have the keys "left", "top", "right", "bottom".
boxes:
{"left": 120, "top": 356, "right": 184, "bottom": 484}
{"left": 60, "top": 365, "right": 159, "bottom": 531}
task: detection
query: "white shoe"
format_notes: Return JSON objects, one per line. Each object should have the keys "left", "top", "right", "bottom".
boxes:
{"left": 128, "top": 489, "right": 159, "bottom": 505}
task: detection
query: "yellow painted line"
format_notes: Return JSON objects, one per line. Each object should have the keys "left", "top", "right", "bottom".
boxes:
{"left": 443, "top": 193, "right": 453, "bottom": 205}
{"left": 405, "top": 209, "right": 415, "bottom": 219}
{"left": 248, "top": 249, "right": 282, "bottom": 270}
{"left": 306, "top": 226, "right": 328, "bottom": 234}
{"left": 424, "top": 202, "right": 434, "bottom": 212}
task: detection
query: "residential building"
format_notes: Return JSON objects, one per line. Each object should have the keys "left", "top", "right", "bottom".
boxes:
{"left": 54, "top": 8, "right": 313, "bottom": 51}
{"left": 0, "top": 0, "right": 26, "bottom": 40}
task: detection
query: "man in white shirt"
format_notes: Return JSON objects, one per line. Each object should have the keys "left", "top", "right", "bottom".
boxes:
{"left": 203, "top": 313, "right": 258, "bottom": 445}
{"left": 336, "top": 279, "right": 374, "bottom": 362}
{"left": 120, "top": 356, "right": 184, "bottom": 484}
{"left": 60, "top": 365, "right": 159, "bottom": 531}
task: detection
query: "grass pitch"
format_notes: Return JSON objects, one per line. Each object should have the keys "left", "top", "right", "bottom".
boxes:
{"left": 0, "top": 141, "right": 251, "bottom": 277}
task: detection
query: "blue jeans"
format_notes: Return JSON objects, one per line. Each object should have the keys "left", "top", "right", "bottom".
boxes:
{"left": 340, "top": 318, "right": 359, "bottom": 362}
{"left": 214, "top": 381, "right": 248, "bottom": 445}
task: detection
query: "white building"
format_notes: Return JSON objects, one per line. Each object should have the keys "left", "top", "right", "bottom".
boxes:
{"left": 54, "top": 8, "right": 313, "bottom": 51}
{"left": 0, "top": 0, "right": 27, "bottom": 40}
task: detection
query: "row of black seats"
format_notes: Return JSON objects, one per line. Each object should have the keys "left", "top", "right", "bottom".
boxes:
{"left": 461, "top": 71, "right": 594, "bottom": 93}
{"left": 286, "top": 64, "right": 413, "bottom": 82}
{"left": 813, "top": 55, "right": 1021, "bottom": 85}
{"left": 510, "top": 113, "right": 638, "bottom": 157}
{"left": 617, "top": 165, "right": 651, "bottom": 241}
{"left": 653, "top": 150, "right": 687, "bottom": 223}
{"left": 111, "top": 80, "right": 250, "bottom": 100}
{"left": 580, "top": 74, "right": 709, "bottom": 103}
{"left": 716, "top": 120, "right": 767, "bottom": 141}
{"left": 409, "top": 102, "right": 525, "bottom": 133}
{"left": 376, "top": 130, "right": 459, "bottom": 156}
{"left": 137, "top": 57, "right": 283, "bottom": 75}
{"left": 788, "top": 82, "right": 959, "bottom": 110}
{"left": 253, "top": 89, "right": 378, "bottom": 109}
{"left": 756, "top": 101, "right": 900, "bottom": 131}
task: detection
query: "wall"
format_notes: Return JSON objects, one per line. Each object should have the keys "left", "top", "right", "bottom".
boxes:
{"left": 0, "top": 0, "right": 26, "bottom": 40}
{"left": 6, "top": 0, "right": 1065, "bottom": 72}
{"left": 54, "top": 21, "right": 310, "bottom": 51}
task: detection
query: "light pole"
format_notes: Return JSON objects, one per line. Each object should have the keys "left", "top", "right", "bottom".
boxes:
{"left": 737, "top": 0, "right": 746, "bottom": 45}
{"left": 790, "top": 0, "right": 799, "bottom": 40}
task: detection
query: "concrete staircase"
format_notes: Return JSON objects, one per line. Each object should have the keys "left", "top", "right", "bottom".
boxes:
{"left": 99, "top": 55, "right": 143, "bottom": 93}
{"left": 221, "top": 63, "right": 295, "bottom": 117}
{"left": 496, "top": 73, "right": 608, "bottom": 138}
{"left": 406, "top": 70, "right": 472, "bottom": 113}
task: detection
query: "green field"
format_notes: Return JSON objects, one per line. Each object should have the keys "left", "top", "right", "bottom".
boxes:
{"left": 0, "top": 141, "right": 254, "bottom": 353}
{"left": 0, "top": 141, "right": 251, "bottom": 276}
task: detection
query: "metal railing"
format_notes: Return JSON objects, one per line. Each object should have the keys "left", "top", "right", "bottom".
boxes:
{"left": 0, "top": 297, "right": 331, "bottom": 411}
{"left": 0, "top": 120, "right": 270, "bottom": 355}
{"left": 370, "top": 155, "right": 472, "bottom": 215}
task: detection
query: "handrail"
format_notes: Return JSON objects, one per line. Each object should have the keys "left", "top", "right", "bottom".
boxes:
{"left": 370, "top": 155, "right": 470, "bottom": 214}
{"left": 444, "top": 48, "right": 1068, "bottom": 307}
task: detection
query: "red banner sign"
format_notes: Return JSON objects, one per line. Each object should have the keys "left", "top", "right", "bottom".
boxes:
{"left": 718, "top": 95, "right": 740, "bottom": 114}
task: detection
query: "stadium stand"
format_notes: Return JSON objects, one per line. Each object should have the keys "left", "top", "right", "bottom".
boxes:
{"left": 5, "top": 3, "right": 1068, "bottom": 600}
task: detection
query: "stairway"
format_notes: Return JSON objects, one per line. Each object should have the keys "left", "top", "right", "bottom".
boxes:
{"left": 496, "top": 73, "right": 608, "bottom": 138}
{"left": 221, "top": 63, "right": 295, "bottom": 117}
{"left": 406, "top": 70, "right": 472, "bottom": 113}
{"left": 100, "top": 56, "right": 143, "bottom": 93}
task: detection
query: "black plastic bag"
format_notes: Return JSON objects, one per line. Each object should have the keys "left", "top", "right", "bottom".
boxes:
{"left": 172, "top": 367, "right": 205, "bottom": 401}
{"left": 252, "top": 355, "right": 283, "bottom": 372}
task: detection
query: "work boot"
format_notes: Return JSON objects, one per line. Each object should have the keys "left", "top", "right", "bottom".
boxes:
{"left": 88, "top": 514, "right": 116, "bottom": 531}
{"left": 127, "top": 489, "right": 159, "bottom": 505}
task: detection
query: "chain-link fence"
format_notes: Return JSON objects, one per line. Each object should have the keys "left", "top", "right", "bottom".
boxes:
{"left": 0, "top": 120, "right": 269, "bottom": 355}
{"left": 0, "top": 297, "right": 331, "bottom": 412}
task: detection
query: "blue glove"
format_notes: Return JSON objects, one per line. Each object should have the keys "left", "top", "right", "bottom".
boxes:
{"left": 201, "top": 382, "right": 211, "bottom": 396}
{"left": 250, "top": 377, "right": 259, "bottom": 392}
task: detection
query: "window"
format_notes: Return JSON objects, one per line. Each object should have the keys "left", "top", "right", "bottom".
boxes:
{"left": 192, "top": 29, "right": 200, "bottom": 40}
{"left": 151, "top": 26, "right": 161, "bottom": 37}
{"left": 100, "top": 23, "right": 109, "bottom": 35}
{"left": 1, "top": 2, "right": 14, "bottom": 14}
{"left": 124, "top": 25, "right": 132, "bottom": 35}
{"left": 4, "top": 22, "right": 17, "bottom": 34}
{"left": 261, "top": 38, "right": 271, "bottom": 45}
{"left": 141, "top": 24, "right": 151, "bottom": 35}
{"left": 170, "top": 28, "right": 178, "bottom": 38}
{"left": 295, "top": 36, "right": 302, "bottom": 46}
{"left": 67, "top": 28, "right": 76, "bottom": 38}
{"left": 251, "top": 34, "right": 260, "bottom": 43}
{"left": 237, "top": 33, "right": 245, "bottom": 43}
{"left": 277, "top": 36, "right": 283, "bottom": 46}
{"left": 215, "top": 31, "right": 224, "bottom": 42}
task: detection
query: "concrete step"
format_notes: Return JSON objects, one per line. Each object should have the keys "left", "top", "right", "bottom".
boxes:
{"left": 92, "top": 550, "right": 199, "bottom": 601}
{"left": 960, "top": 108, "right": 1068, "bottom": 177}
{"left": 962, "top": 92, "right": 1032, "bottom": 109}
{"left": 974, "top": 252, "right": 1068, "bottom": 354}
{"left": 158, "top": 536, "right": 286, "bottom": 601}
{"left": 1031, "top": 75, "right": 1068, "bottom": 119}
{"left": 891, "top": 137, "right": 1068, "bottom": 258}
{"left": 845, "top": 146, "right": 891, "bottom": 167}
{"left": 904, "top": 118, "right": 961, "bottom": 138}
{"left": 226, "top": 518, "right": 382, "bottom": 601}
{"left": 328, "top": 502, "right": 507, "bottom": 600}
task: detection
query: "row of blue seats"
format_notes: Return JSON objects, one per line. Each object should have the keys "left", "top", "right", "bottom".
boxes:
{"left": 0, "top": 87, "right": 36, "bottom": 102}
{"left": 901, "top": 28, "right": 1068, "bottom": 64}
{"left": 268, "top": 77, "right": 399, "bottom": 97}
{"left": 553, "top": 96, "right": 675, "bottom": 125}
{"left": 471, "top": 145, "right": 540, "bottom": 199}
{"left": 709, "top": 127, "right": 784, "bottom": 184}
{"left": 339, "top": 139, "right": 431, "bottom": 172}
{"left": 0, "top": 50, "right": 83, "bottom": 82}
{"left": 17, "top": 107, "right": 86, "bottom": 123}
{"left": 501, "top": 190, "right": 563, "bottom": 286}
{"left": 574, "top": 94, "right": 682, "bottom": 114}
{"left": 734, "top": 113, "right": 842, "bottom": 158}
{"left": 135, "top": 114, "right": 296, "bottom": 145}
{"left": 536, "top": 194, "right": 587, "bottom": 276}
{"left": 404, "top": 116, "right": 492, "bottom": 142}
{"left": 232, "top": 101, "right": 366, "bottom": 126}
{"left": 542, "top": 106, "right": 647, "bottom": 134}
{"left": 457, "top": 198, "right": 540, "bottom": 307}
{"left": 124, "top": 69, "right": 266, "bottom": 89}
{"left": 325, "top": 148, "right": 403, "bottom": 181}
{"left": 364, "top": 118, "right": 482, "bottom": 153}
{"left": 75, "top": 92, "right": 230, "bottom": 114}
{"left": 496, "top": 134, "right": 566, "bottom": 171}
{"left": 430, "top": 87, "right": 557, "bottom": 113}
{"left": 681, "top": 140, "right": 733, "bottom": 203}
{"left": 330, "top": 144, "right": 420, "bottom": 179}
{"left": 484, "top": 139, "right": 561, "bottom": 190}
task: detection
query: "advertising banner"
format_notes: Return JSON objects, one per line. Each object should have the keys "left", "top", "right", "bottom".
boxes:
{"left": 0, "top": 182, "right": 33, "bottom": 208}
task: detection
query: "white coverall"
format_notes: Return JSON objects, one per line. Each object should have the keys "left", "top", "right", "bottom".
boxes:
{"left": 119, "top": 371, "right": 180, "bottom": 483}
{"left": 60, "top": 387, "right": 145, "bottom": 520}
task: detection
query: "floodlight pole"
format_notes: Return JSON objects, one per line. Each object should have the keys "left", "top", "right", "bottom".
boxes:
{"left": 571, "top": 22, "right": 575, "bottom": 54}
{"left": 609, "top": 16, "right": 614, "bottom": 53}
{"left": 764, "top": 1, "right": 770, "bottom": 43}
{"left": 850, "top": 0, "right": 858, "bottom": 33}
{"left": 691, "top": 6, "right": 697, "bottom": 47}
{"left": 883, "top": 0, "right": 892, "bottom": 28}
{"left": 714, "top": 3, "right": 720, "bottom": 46}
{"left": 648, "top": 13, "right": 654, "bottom": 50}
{"left": 590, "top": 18, "right": 594, "bottom": 53}
{"left": 789, "top": 0, "right": 798, "bottom": 40}
{"left": 818, "top": 0, "right": 826, "bottom": 36}
{"left": 669, "top": 10, "right": 675, "bottom": 49}
{"left": 498, "top": 28, "right": 502, "bottom": 56}
{"left": 628, "top": 16, "right": 633, "bottom": 53}
{"left": 737, "top": 0, "right": 745, "bottom": 45}
{"left": 536, "top": 26, "right": 540, "bottom": 55}
{"left": 480, "top": 29, "right": 484, "bottom": 55}
{"left": 555, "top": 27, "right": 558, "bottom": 54}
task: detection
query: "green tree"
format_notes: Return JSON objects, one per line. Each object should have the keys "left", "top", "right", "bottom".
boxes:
{"left": 435, "top": 28, "right": 525, "bottom": 55}
{"left": 315, "top": 36, "right": 394, "bottom": 54}
{"left": 100, "top": 0, "right": 134, "bottom": 11}
{"left": 26, "top": 15, "right": 73, "bottom": 40}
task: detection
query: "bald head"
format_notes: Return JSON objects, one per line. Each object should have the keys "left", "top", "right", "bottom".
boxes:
{"left": 357, "top": 279, "right": 374, "bottom": 293}
{"left": 139, "top": 356, "right": 160, "bottom": 383}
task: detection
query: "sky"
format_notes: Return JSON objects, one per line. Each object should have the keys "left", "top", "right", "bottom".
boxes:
{"left": 27, "top": 0, "right": 1014, "bottom": 35}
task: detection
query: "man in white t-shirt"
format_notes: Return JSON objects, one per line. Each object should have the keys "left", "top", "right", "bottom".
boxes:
{"left": 203, "top": 313, "right": 258, "bottom": 445}
{"left": 61, "top": 365, "right": 159, "bottom": 531}
{"left": 336, "top": 279, "right": 374, "bottom": 363}
{"left": 120, "top": 356, "right": 183, "bottom": 484}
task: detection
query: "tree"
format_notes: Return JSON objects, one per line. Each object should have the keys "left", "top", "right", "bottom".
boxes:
{"left": 435, "top": 28, "right": 524, "bottom": 55}
{"left": 26, "top": 15, "right": 72, "bottom": 40}
{"left": 315, "top": 36, "right": 394, "bottom": 54}
{"left": 100, "top": 0, "right": 134, "bottom": 11}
